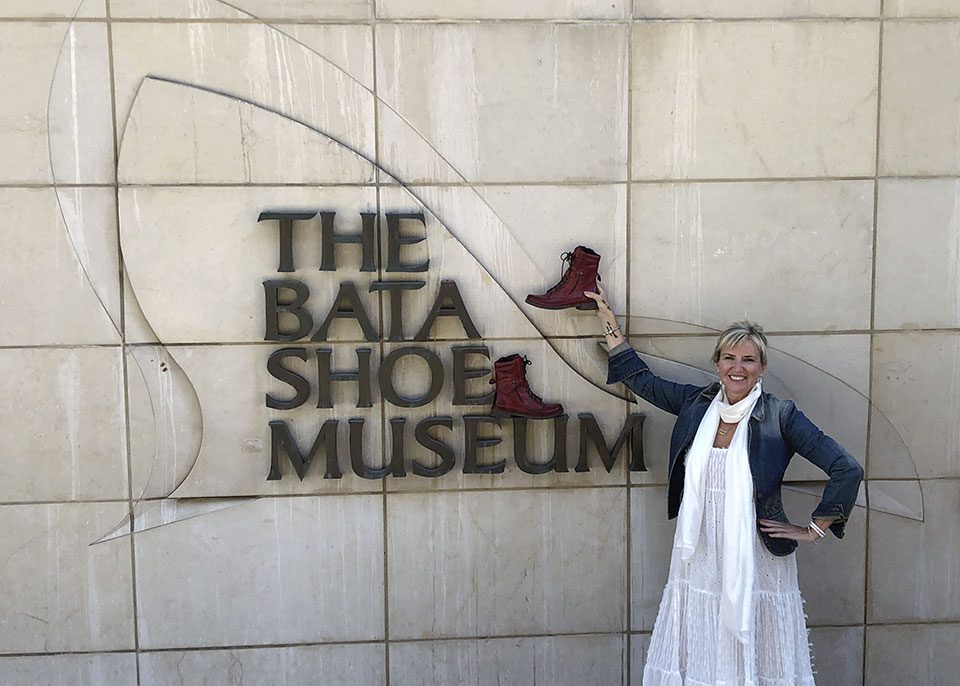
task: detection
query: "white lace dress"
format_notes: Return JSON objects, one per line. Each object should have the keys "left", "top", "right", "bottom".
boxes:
{"left": 643, "top": 447, "right": 815, "bottom": 686}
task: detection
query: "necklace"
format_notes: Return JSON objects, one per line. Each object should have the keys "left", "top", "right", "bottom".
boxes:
{"left": 717, "top": 427, "right": 728, "bottom": 436}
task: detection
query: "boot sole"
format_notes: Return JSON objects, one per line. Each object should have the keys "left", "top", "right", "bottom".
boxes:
{"left": 490, "top": 408, "right": 565, "bottom": 420}
{"left": 524, "top": 299, "right": 599, "bottom": 311}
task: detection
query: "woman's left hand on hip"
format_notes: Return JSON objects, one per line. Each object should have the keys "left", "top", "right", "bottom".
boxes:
{"left": 758, "top": 519, "right": 820, "bottom": 544}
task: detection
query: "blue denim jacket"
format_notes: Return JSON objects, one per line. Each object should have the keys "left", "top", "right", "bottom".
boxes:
{"left": 608, "top": 345, "right": 864, "bottom": 556}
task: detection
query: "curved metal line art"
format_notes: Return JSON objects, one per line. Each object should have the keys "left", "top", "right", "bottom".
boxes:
{"left": 43, "top": 1, "right": 922, "bottom": 543}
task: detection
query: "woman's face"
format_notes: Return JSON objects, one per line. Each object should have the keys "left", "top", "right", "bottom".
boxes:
{"left": 716, "top": 339, "right": 765, "bottom": 403}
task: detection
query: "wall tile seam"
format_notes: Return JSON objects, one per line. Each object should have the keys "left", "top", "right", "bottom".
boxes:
{"left": 22, "top": 16, "right": 960, "bottom": 23}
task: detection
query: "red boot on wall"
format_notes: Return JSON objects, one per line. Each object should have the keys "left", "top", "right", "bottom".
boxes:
{"left": 525, "top": 246, "right": 601, "bottom": 310}
{"left": 489, "top": 354, "right": 564, "bottom": 419}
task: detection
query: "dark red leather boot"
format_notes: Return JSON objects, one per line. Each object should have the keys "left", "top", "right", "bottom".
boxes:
{"left": 525, "top": 246, "right": 601, "bottom": 310}
{"left": 489, "top": 354, "right": 563, "bottom": 419}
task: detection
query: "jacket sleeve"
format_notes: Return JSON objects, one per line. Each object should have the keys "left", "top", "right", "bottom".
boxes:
{"left": 778, "top": 400, "right": 865, "bottom": 538}
{"left": 607, "top": 345, "right": 704, "bottom": 417}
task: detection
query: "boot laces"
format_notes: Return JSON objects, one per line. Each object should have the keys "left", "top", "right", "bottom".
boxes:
{"left": 513, "top": 357, "right": 544, "bottom": 402}
{"left": 544, "top": 252, "right": 575, "bottom": 294}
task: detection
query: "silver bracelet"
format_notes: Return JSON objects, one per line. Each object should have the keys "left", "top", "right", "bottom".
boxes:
{"left": 603, "top": 323, "right": 621, "bottom": 337}
{"left": 808, "top": 521, "right": 826, "bottom": 539}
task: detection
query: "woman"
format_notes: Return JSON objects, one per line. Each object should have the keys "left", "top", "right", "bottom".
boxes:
{"left": 584, "top": 286, "right": 863, "bottom": 685}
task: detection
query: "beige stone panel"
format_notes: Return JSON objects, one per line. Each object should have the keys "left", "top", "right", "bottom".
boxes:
{"left": 376, "top": 23, "right": 628, "bottom": 183}
{"left": 635, "top": 0, "right": 878, "bottom": 17}
{"left": 0, "top": 653, "right": 137, "bottom": 685}
{"left": 122, "top": 275, "right": 160, "bottom": 344}
{"left": 630, "top": 487, "right": 677, "bottom": 631}
{"left": 629, "top": 181, "right": 875, "bottom": 333}
{"left": 110, "top": 0, "right": 370, "bottom": 20}
{"left": 381, "top": 340, "right": 632, "bottom": 492}
{"left": 135, "top": 495, "right": 384, "bottom": 648}
{"left": 110, "top": 23, "right": 374, "bottom": 164}
{"left": 0, "top": 0, "right": 104, "bottom": 17}
{"left": 0, "top": 188, "right": 120, "bottom": 346}
{"left": 885, "top": 0, "right": 960, "bottom": 16}
{"left": 118, "top": 186, "right": 379, "bottom": 345}
{"left": 880, "top": 23, "right": 960, "bottom": 175}
{"left": 378, "top": 0, "right": 629, "bottom": 19}
{"left": 0, "top": 502, "right": 134, "bottom": 652}
{"left": 134, "top": 344, "right": 383, "bottom": 498}
{"left": 866, "top": 624, "right": 960, "bottom": 685}
{"left": 390, "top": 635, "right": 626, "bottom": 685}
{"left": 140, "top": 644, "right": 385, "bottom": 685}
{"left": 0, "top": 347, "right": 127, "bottom": 502}
{"left": 387, "top": 489, "right": 627, "bottom": 638}
{"left": 632, "top": 22, "right": 879, "bottom": 179}
{"left": 809, "top": 626, "right": 863, "bottom": 686}
{"left": 868, "top": 479, "right": 960, "bottom": 621}
{"left": 0, "top": 22, "right": 113, "bottom": 184}
{"left": 786, "top": 489, "right": 866, "bottom": 625}
{"left": 118, "top": 68, "right": 375, "bottom": 186}
{"left": 375, "top": 184, "right": 624, "bottom": 342}
{"left": 875, "top": 179, "right": 960, "bottom": 329}
{"left": 630, "top": 633, "right": 651, "bottom": 684}
{"left": 870, "top": 332, "right": 960, "bottom": 478}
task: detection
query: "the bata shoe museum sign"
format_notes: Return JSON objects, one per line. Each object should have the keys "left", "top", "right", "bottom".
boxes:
{"left": 257, "top": 210, "right": 647, "bottom": 481}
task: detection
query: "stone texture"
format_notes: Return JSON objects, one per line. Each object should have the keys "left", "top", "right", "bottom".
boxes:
{"left": 0, "top": 0, "right": 105, "bottom": 17}
{"left": 870, "top": 332, "right": 960, "bottom": 479}
{"left": 810, "top": 626, "right": 864, "bottom": 686}
{"left": 634, "top": 0, "right": 879, "bottom": 16}
{"left": 0, "top": 22, "right": 113, "bottom": 184}
{"left": 110, "top": 0, "right": 371, "bottom": 19}
{"left": 0, "top": 187, "right": 120, "bottom": 346}
{"left": 390, "top": 635, "right": 626, "bottom": 685}
{"left": 0, "top": 654, "right": 137, "bottom": 685}
{"left": 869, "top": 479, "right": 960, "bottom": 622}
{"left": 379, "top": 0, "right": 629, "bottom": 18}
{"left": 631, "top": 487, "right": 677, "bottom": 631}
{"left": 376, "top": 23, "right": 628, "bottom": 183}
{"left": 629, "top": 181, "right": 874, "bottom": 333}
{"left": 875, "top": 179, "right": 960, "bottom": 330}
{"left": 0, "top": 347, "right": 127, "bottom": 502}
{"left": 135, "top": 495, "right": 384, "bottom": 648}
{"left": 0, "top": 502, "right": 134, "bottom": 653}
{"left": 880, "top": 22, "right": 960, "bottom": 175}
{"left": 387, "top": 489, "right": 627, "bottom": 638}
{"left": 866, "top": 624, "right": 960, "bottom": 685}
{"left": 140, "top": 644, "right": 385, "bottom": 685}
{"left": 632, "top": 22, "right": 879, "bottom": 179}
{"left": 885, "top": 1, "right": 960, "bottom": 19}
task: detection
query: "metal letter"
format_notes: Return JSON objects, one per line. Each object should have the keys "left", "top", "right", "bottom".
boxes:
{"left": 575, "top": 413, "right": 647, "bottom": 473}
{"left": 413, "top": 416, "right": 456, "bottom": 477}
{"left": 265, "top": 347, "right": 309, "bottom": 410}
{"left": 451, "top": 345, "right": 494, "bottom": 405}
{"left": 379, "top": 346, "right": 444, "bottom": 408}
{"left": 385, "top": 211, "right": 429, "bottom": 272}
{"left": 349, "top": 417, "right": 402, "bottom": 479}
{"left": 413, "top": 280, "right": 481, "bottom": 341}
{"left": 319, "top": 210, "right": 377, "bottom": 272}
{"left": 315, "top": 348, "right": 373, "bottom": 408}
{"left": 267, "top": 419, "right": 341, "bottom": 481}
{"left": 311, "top": 281, "right": 379, "bottom": 342}
{"left": 258, "top": 211, "right": 316, "bottom": 272}
{"left": 369, "top": 280, "right": 426, "bottom": 341}
{"left": 264, "top": 279, "right": 313, "bottom": 341}
{"left": 513, "top": 415, "right": 569, "bottom": 474}
{"left": 462, "top": 415, "right": 506, "bottom": 474}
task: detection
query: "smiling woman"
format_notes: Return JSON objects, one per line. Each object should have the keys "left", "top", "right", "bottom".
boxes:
{"left": 585, "top": 288, "right": 864, "bottom": 685}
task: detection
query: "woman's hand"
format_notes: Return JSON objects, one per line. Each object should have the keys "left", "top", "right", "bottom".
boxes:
{"left": 583, "top": 284, "right": 625, "bottom": 349}
{"left": 758, "top": 519, "right": 821, "bottom": 545}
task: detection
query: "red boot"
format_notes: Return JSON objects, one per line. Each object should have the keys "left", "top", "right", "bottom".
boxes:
{"left": 525, "top": 246, "right": 601, "bottom": 310}
{"left": 489, "top": 354, "right": 563, "bottom": 419}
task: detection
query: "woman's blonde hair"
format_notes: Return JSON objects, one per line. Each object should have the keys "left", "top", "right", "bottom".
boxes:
{"left": 711, "top": 320, "right": 768, "bottom": 367}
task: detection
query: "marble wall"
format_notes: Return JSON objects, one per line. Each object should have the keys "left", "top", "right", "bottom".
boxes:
{"left": 0, "top": 0, "right": 957, "bottom": 683}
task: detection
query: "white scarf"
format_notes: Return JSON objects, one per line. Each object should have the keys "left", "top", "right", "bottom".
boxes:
{"left": 675, "top": 380, "right": 762, "bottom": 643}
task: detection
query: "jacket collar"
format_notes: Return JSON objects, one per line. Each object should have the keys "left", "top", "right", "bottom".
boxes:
{"left": 698, "top": 382, "right": 766, "bottom": 421}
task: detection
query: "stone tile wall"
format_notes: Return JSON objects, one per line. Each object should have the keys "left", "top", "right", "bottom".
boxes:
{"left": 0, "top": 0, "right": 956, "bottom": 683}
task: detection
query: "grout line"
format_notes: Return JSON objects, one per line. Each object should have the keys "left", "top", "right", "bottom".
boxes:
{"left": 862, "top": 7, "right": 886, "bottom": 682}
{"left": 104, "top": 1, "right": 141, "bottom": 683}
{"left": 21, "top": 15, "right": 960, "bottom": 23}
{"left": 623, "top": 18, "right": 635, "bottom": 685}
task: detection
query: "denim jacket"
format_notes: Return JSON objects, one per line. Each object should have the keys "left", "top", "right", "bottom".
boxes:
{"left": 608, "top": 345, "right": 864, "bottom": 556}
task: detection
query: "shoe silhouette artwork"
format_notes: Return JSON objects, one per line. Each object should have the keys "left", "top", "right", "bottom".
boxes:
{"left": 525, "top": 245, "right": 601, "bottom": 310}
{"left": 489, "top": 354, "right": 564, "bottom": 419}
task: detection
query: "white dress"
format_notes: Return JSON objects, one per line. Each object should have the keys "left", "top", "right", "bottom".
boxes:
{"left": 643, "top": 447, "right": 815, "bottom": 686}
